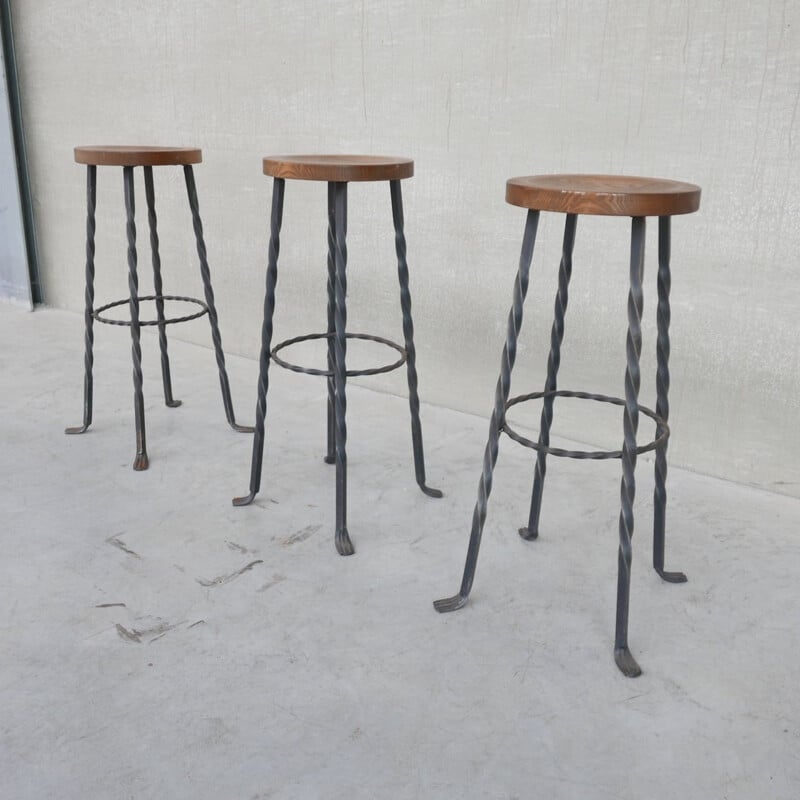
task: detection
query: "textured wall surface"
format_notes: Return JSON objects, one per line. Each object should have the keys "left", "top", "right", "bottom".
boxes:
{"left": 11, "top": 0, "right": 800, "bottom": 495}
{"left": 0, "top": 37, "right": 31, "bottom": 307}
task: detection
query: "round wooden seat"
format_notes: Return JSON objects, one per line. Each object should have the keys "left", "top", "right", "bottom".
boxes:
{"left": 74, "top": 146, "right": 202, "bottom": 167}
{"left": 263, "top": 155, "right": 413, "bottom": 182}
{"left": 506, "top": 174, "right": 701, "bottom": 217}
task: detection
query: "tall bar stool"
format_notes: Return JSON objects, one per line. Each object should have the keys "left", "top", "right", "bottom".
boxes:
{"left": 434, "top": 174, "right": 701, "bottom": 677}
{"left": 66, "top": 146, "right": 252, "bottom": 470}
{"left": 234, "top": 155, "right": 441, "bottom": 555}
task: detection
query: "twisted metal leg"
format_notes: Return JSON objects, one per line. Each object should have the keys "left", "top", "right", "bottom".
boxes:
{"left": 144, "top": 166, "right": 181, "bottom": 409}
{"left": 66, "top": 165, "right": 97, "bottom": 435}
{"left": 614, "top": 216, "right": 646, "bottom": 677}
{"left": 324, "top": 182, "right": 338, "bottom": 464}
{"left": 233, "top": 178, "right": 285, "bottom": 506}
{"left": 390, "top": 180, "right": 442, "bottom": 499}
{"left": 123, "top": 167, "right": 148, "bottom": 471}
{"left": 653, "top": 216, "right": 687, "bottom": 584}
{"left": 435, "top": 210, "right": 540, "bottom": 612}
{"left": 184, "top": 165, "right": 253, "bottom": 433}
{"left": 519, "top": 213, "right": 577, "bottom": 540}
{"left": 332, "top": 182, "right": 354, "bottom": 556}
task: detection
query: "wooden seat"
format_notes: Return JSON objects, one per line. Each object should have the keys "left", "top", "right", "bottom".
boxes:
{"left": 506, "top": 174, "right": 701, "bottom": 216}
{"left": 74, "top": 146, "right": 202, "bottom": 167}
{"left": 263, "top": 155, "right": 413, "bottom": 183}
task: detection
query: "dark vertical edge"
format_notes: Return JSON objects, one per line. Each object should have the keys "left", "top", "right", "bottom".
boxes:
{"left": 0, "top": 1, "right": 42, "bottom": 303}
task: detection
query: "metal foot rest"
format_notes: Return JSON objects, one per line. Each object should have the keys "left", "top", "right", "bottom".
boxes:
{"left": 93, "top": 295, "right": 209, "bottom": 326}
{"left": 271, "top": 331, "right": 407, "bottom": 377}
{"left": 503, "top": 389, "right": 670, "bottom": 458}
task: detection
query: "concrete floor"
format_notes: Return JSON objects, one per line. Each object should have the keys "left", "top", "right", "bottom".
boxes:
{"left": 1, "top": 304, "right": 799, "bottom": 799}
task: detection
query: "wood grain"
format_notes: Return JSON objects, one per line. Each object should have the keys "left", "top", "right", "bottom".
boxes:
{"left": 263, "top": 155, "right": 413, "bottom": 182}
{"left": 506, "top": 174, "right": 701, "bottom": 216}
{"left": 74, "top": 146, "right": 202, "bottom": 167}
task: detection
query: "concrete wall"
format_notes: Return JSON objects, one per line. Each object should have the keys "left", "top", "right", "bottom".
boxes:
{"left": 11, "top": 0, "right": 800, "bottom": 496}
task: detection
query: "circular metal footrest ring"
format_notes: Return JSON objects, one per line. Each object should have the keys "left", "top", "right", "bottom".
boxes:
{"left": 271, "top": 332, "right": 407, "bottom": 377}
{"left": 93, "top": 295, "right": 209, "bottom": 326}
{"left": 503, "top": 389, "right": 669, "bottom": 459}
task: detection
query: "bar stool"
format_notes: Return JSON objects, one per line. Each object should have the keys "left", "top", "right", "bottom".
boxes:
{"left": 234, "top": 155, "right": 442, "bottom": 555}
{"left": 434, "top": 174, "right": 701, "bottom": 677}
{"left": 66, "top": 146, "right": 252, "bottom": 470}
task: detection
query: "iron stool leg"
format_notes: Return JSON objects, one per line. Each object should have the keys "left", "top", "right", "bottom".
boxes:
{"left": 184, "top": 165, "right": 253, "bottom": 434}
{"left": 122, "top": 166, "right": 149, "bottom": 470}
{"left": 519, "top": 213, "right": 577, "bottom": 540}
{"left": 143, "top": 165, "right": 181, "bottom": 408}
{"left": 324, "top": 182, "right": 342, "bottom": 465}
{"left": 389, "top": 180, "right": 442, "bottom": 498}
{"left": 331, "top": 182, "right": 354, "bottom": 555}
{"left": 233, "top": 178, "right": 285, "bottom": 506}
{"left": 434, "top": 210, "right": 540, "bottom": 612}
{"left": 653, "top": 216, "right": 687, "bottom": 584}
{"left": 65, "top": 165, "right": 97, "bottom": 436}
{"left": 614, "top": 215, "right": 646, "bottom": 677}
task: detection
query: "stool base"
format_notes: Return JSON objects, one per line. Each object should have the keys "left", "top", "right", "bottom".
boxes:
{"left": 66, "top": 162, "right": 252, "bottom": 469}
{"left": 435, "top": 209, "right": 688, "bottom": 677}
{"left": 235, "top": 175, "right": 440, "bottom": 554}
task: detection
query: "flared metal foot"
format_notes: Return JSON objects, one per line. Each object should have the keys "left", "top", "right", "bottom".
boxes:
{"left": 166, "top": 399, "right": 182, "bottom": 408}
{"left": 232, "top": 492, "right": 256, "bottom": 507}
{"left": 614, "top": 647, "right": 642, "bottom": 678}
{"left": 229, "top": 422, "right": 255, "bottom": 433}
{"left": 656, "top": 568, "right": 687, "bottom": 583}
{"left": 420, "top": 484, "right": 443, "bottom": 498}
{"left": 133, "top": 452, "right": 149, "bottom": 471}
{"left": 323, "top": 454, "right": 335, "bottom": 464}
{"left": 335, "top": 528, "right": 355, "bottom": 556}
{"left": 518, "top": 526, "right": 539, "bottom": 541}
{"left": 67, "top": 166, "right": 96, "bottom": 443}
{"left": 433, "top": 593, "right": 469, "bottom": 613}
{"left": 433, "top": 210, "right": 541, "bottom": 623}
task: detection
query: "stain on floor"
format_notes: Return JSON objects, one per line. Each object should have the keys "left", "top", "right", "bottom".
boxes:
{"left": 196, "top": 560, "right": 264, "bottom": 587}
{"left": 281, "top": 525, "right": 321, "bottom": 547}
{"left": 106, "top": 535, "right": 140, "bottom": 559}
